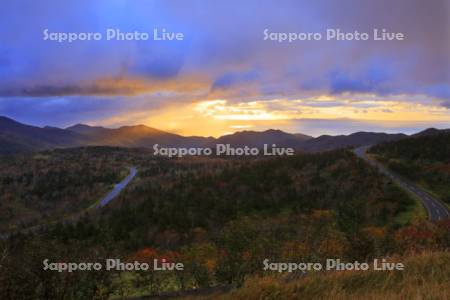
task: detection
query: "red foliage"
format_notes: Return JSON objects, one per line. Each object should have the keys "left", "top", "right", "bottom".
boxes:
{"left": 129, "top": 247, "right": 159, "bottom": 263}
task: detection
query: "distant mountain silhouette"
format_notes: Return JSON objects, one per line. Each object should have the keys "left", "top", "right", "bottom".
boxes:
{"left": 412, "top": 128, "right": 450, "bottom": 137}
{"left": 67, "top": 123, "right": 213, "bottom": 148}
{"left": 0, "top": 116, "right": 86, "bottom": 153}
{"left": 209, "top": 129, "right": 312, "bottom": 148}
{"left": 1, "top": 116, "right": 446, "bottom": 154}
{"left": 299, "top": 132, "right": 408, "bottom": 152}
{"left": 66, "top": 123, "right": 111, "bottom": 136}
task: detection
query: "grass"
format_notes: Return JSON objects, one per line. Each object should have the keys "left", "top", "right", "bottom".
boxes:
{"left": 368, "top": 154, "right": 444, "bottom": 223}
{"left": 393, "top": 183, "right": 428, "bottom": 226}
{"left": 365, "top": 154, "right": 427, "bottom": 225}
{"left": 417, "top": 185, "right": 450, "bottom": 211}
{"left": 110, "top": 271, "right": 185, "bottom": 299}
{"left": 193, "top": 251, "right": 450, "bottom": 300}
{"left": 372, "top": 155, "right": 450, "bottom": 211}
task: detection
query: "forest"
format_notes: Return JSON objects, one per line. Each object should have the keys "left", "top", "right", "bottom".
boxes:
{"left": 370, "top": 132, "right": 450, "bottom": 205}
{"left": 0, "top": 147, "right": 131, "bottom": 231}
{"left": 0, "top": 146, "right": 448, "bottom": 299}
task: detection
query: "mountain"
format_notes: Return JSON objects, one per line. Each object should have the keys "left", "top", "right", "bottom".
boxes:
{"left": 0, "top": 117, "right": 215, "bottom": 154}
{"left": 66, "top": 124, "right": 214, "bottom": 148}
{"left": 2, "top": 116, "right": 445, "bottom": 154}
{"left": 371, "top": 129, "right": 450, "bottom": 163}
{"left": 412, "top": 128, "right": 450, "bottom": 138}
{"left": 209, "top": 129, "right": 407, "bottom": 152}
{"left": 208, "top": 129, "right": 312, "bottom": 148}
{"left": 293, "top": 133, "right": 313, "bottom": 140}
{"left": 299, "top": 131, "right": 408, "bottom": 152}
{"left": 0, "top": 116, "right": 86, "bottom": 154}
{"left": 66, "top": 124, "right": 110, "bottom": 136}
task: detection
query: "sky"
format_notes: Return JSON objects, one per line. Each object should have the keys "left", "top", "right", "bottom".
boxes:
{"left": 0, "top": 0, "right": 449, "bottom": 137}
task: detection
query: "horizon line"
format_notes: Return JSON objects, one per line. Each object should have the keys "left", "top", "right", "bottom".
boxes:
{"left": 1, "top": 114, "right": 448, "bottom": 139}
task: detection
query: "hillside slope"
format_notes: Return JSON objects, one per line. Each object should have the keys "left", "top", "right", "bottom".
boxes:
{"left": 199, "top": 251, "right": 450, "bottom": 300}
{"left": 1, "top": 116, "right": 413, "bottom": 154}
{"left": 208, "top": 129, "right": 312, "bottom": 148}
{"left": 67, "top": 123, "right": 213, "bottom": 148}
{"left": 0, "top": 116, "right": 86, "bottom": 153}
{"left": 369, "top": 131, "right": 450, "bottom": 205}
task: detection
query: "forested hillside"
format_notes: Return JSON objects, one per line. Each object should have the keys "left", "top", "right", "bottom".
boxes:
{"left": 370, "top": 132, "right": 450, "bottom": 205}
{"left": 0, "top": 147, "right": 129, "bottom": 231}
{"left": 1, "top": 146, "right": 439, "bottom": 299}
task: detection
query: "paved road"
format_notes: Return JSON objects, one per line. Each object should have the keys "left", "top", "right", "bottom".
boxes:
{"left": 353, "top": 146, "right": 450, "bottom": 221}
{"left": 0, "top": 167, "right": 138, "bottom": 239}
{"left": 98, "top": 167, "right": 137, "bottom": 207}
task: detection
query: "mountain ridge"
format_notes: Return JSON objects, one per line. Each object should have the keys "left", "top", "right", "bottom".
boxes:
{"left": 1, "top": 116, "right": 448, "bottom": 154}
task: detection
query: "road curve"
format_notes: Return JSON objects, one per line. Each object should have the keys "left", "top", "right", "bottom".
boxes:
{"left": 0, "top": 167, "right": 138, "bottom": 239}
{"left": 353, "top": 146, "right": 449, "bottom": 221}
{"left": 98, "top": 167, "right": 137, "bottom": 207}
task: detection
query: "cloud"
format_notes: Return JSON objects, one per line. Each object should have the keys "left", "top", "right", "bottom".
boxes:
{"left": 211, "top": 69, "right": 260, "bottom": 91}
{"left": 0, "top": 0, "right": 448, "bottom": 134}
{"left": 0, "top": 83, "right": 137, "bottom": 97}
{"left": 0, "top": 77, "right": 210, "bottom": 97}
{"left": 328, "top": 60, "right": 394, "bottom": 95}
{"left": 425, "top": 84, "right": 450, "bottom": 108}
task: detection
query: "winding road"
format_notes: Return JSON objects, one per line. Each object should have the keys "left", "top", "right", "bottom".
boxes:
{"left": 98, "top": 167, "right": 138, "bottom": 207}
{"left": 0, "top": 167, "right": 137, "bottom": 239}
{"left": 353, "top": 146, "right": 450, "bottom": 221}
